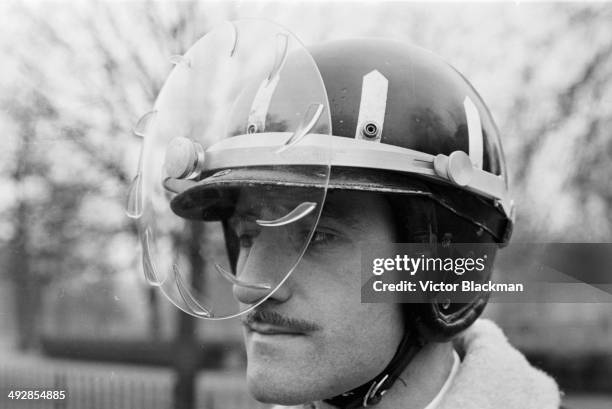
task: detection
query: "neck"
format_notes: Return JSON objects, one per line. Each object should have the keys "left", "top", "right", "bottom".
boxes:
{"left": 310, "top": 342, "right": 455, "bottom": 409}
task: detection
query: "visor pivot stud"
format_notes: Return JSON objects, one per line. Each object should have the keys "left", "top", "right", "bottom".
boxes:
{"left": 433, "top": 150, "right": 474, "bottom": 187}
{"left": 164, "top": 137, "right": 205, "bottom": 180}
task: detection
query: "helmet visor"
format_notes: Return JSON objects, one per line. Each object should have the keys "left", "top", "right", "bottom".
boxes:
{"left": 129, "top": 20, "right": 331, "bottom": 319}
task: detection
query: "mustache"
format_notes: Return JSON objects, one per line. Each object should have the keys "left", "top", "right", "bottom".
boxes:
{"left": 242, "top": 309, "right": 321, "bottom": 333}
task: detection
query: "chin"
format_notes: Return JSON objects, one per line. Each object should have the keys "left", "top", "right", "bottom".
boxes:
{"left": 245, "top": 355, "right": 362, "bottom": 406}
{"left": 243, "top": 332, "right": 322, "bottom": 404}
{"left": 245, "top": 351, "right": 339, "bottom": 405}
{"left": 246, "top": 362, "right": 313, "bottom": 406}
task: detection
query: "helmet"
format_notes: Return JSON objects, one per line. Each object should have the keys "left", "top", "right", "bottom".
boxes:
{"left": 309, "top": 37, "right": 513, "bottom": 242}
{"left": 304, "top": 38, "right": 514, "bottom": 340}
{"left": 304, "top": 38, "right": 513, "bottom": 408}
{"left": 127, "top": 20, "right": 513, "bottom": 408}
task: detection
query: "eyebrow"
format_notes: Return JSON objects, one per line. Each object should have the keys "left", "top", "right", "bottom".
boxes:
{"left": 319, "top": 201, "right": 361, "bottom": 229}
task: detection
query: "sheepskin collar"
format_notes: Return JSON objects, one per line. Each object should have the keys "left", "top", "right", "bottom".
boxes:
{"left": 438, "top": 319, "right": 561, "bottom": 409}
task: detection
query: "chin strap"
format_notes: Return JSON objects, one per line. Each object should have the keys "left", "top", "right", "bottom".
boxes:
{"left": 323, "top": 327, "right": 424, "bottom": 409}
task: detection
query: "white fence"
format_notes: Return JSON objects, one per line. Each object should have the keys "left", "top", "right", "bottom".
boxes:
{"left": 0, "top": 356, "right": 267, "bottom": 409}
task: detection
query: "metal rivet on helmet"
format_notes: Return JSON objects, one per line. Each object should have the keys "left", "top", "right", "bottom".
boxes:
{"left": 246, "top": 123, "right": 258, "bottom": 134}
{"left": 164, "top": 137, "right": 204, "bottom": 180}
{"left": 361, "top": 121, "right": 380, "bottom": 139}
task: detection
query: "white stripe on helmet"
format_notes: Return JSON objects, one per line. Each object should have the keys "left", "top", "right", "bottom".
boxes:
{"left": 464, "top": 96, "right": 483, "bottom": 170}
{"left": 355, "top": 70, "right": 388, "bottom": 142}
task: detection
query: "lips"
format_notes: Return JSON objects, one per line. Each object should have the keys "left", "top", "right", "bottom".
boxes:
{"left": 245, "top": 322, "right": 305, "bottom": 336}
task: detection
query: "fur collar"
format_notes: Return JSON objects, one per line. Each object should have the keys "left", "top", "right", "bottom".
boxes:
{"left": 439, "top": 319, "right": 561, "bottom": 409}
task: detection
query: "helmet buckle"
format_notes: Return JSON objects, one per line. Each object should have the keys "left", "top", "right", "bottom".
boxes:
{"left": 362, "top": 374, "right": 389, "bottom": 407}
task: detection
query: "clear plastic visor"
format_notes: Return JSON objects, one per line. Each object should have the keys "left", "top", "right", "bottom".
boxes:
{"left": 127, "top": 20, "right": 331, "bottom": 319}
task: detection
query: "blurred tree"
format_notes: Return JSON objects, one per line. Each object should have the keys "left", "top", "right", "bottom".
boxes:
{"left": 6, "top": 90, "right": 50, "bottom": 350}
{"left": 498, "top": 6, "right": 612, "bottom": 242}
{"left": 0, "top": 2, "right": 239, "bottom": 408}
{"left": 172, "top": 223, "right": 206, "bottom": 409}
{"left": 0, "top": 1, "right": 197, "bottom": 343}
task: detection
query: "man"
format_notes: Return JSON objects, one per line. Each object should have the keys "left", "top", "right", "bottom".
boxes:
{"left": 130, "top": 20, "right": 563, "bottom": 408}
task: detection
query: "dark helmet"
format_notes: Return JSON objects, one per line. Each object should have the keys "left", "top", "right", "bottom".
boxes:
{"left": 310, "top": 38, "right": 514, "bottom": 338}
{"left": 129, "top": 20, "right": 513, "bottom": 408}
{"left": 168, "top": 37, "right": 514, "bottom": 326}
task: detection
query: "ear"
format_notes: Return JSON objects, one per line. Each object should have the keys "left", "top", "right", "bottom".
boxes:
{"left": 416, "top": 235, "right": 496, "bottom": 342}
{"left": 415, "top": 293, "right": 490, "bottom": 342}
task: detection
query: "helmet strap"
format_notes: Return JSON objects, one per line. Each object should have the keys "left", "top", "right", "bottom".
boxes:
{"left": 322, "top": 324, "right": 424, "bottom": 409}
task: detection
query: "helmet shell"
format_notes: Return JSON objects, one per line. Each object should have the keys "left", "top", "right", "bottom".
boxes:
{"left": 311, "top": 38, "right": 506, "bottom": 178}
{"left": 171, "top": 38, "right": 513, "bottom": 244}
{"left": 161, "top": 33, "right": 514, "bottom": 339}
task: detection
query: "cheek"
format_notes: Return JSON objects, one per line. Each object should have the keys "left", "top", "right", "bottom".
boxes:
{"left": 243, "top": 245, "right": 405, "bottom": 402}
{"left": 309, "top": 299, "right": 404, "bottom": 397}
{"left": 302, "top": 264, "right": 405, "bottom": 385}
{"left": 323, "top": 278, "right": 403, "bottom": 357}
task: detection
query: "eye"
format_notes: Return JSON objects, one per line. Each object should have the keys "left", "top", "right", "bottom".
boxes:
{"left": 309, "top": 230, "right": 339, "bottom": 246}
{"left": 229, "top": 216, "right": 259, "bottom": 250}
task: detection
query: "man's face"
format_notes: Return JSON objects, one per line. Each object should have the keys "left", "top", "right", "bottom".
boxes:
{"left": 229, "top": 188, "right": 404, "bottom": 406}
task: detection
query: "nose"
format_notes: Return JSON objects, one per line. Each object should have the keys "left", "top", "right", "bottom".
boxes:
{"left": 232, "top": 235, "right": 293, "bottom": 306}
{"left": 232, "top": 283, "right": 285, "bottom": 305}
{"left": 232, "top": 274, "right": 293, "bottom": 306}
